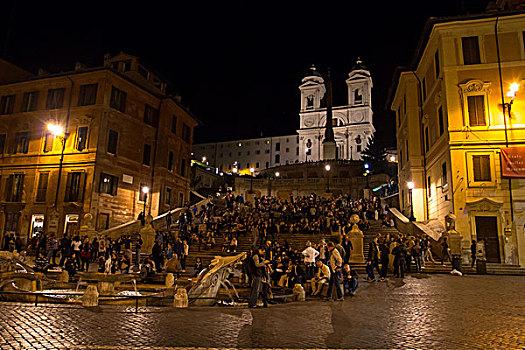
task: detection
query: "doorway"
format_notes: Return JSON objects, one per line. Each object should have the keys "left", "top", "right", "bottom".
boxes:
{"left": 474, "top": 216, "right": 500, "bottom": 263}
{"left": 64, "top": 214, "right": 79, "bottom": 237}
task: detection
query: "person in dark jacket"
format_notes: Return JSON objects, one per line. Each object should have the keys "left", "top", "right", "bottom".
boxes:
{"left": 248, "top": 247, "right": 270, "bottom": 308}
{"left": 379, "top": 240, "right": 390, "bottom": 279}
{"left": 366, "top": 236, "right": 379, "bottom": 282}
{"left": 470, "top": 240, "right": 477, "bottom": 267}
{"left": 152, "top": 242, "right": 164, "bottom": 273}
{"left": 393, "top": 242, "right": 407, "bottom": 278}
{"left": 341, "top": 235, "right": 353, "bottom": 264}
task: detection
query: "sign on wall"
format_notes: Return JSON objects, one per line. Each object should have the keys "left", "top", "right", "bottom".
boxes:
{"left": 501, "top": 147, "right": 525, "bottom": 178}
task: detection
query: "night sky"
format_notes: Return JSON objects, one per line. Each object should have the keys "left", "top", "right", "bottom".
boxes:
{"left": 1, "top": 0, "right": 488, "bottom": 148}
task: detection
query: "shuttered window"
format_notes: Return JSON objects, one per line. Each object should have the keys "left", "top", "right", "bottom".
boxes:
{"left": 473, "top": 155, "right": 491, "bottom": 182}
{"left": 462, "top": 37, "right": 481, "bottom": 65}
{"left": 467, "top": 95, "right": 486, "bottom": 126}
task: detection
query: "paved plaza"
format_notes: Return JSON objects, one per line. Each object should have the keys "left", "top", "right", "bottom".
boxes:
{"left": 0, "top": 274, "right": 524, "bottom": 349}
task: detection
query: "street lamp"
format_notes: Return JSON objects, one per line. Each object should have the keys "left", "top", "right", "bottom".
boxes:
{"left": 142, "top": 186, "right": 149, "bottom": 217}
{"left": 407, "top": 181, "right": 416, "bottom": 221}
{"left": 47, "top": 122, "right": 65, "bottom": 137}
{"left": 249, "top": 167, "right": 255, "bottom": 194}
{"left": 325, "top": 164, "right": 331, "bottom": 193}
{"left": 275, "top": 171, "right": 280, "bottom": 178}
{"left": 47, "top": 122, "right": 70, "bottom": 208}
{"left": 202, "top": 156, "right": 207, "bottom": 163}
{"left": 504, "top": 82, "right": 519, "bottom": 226}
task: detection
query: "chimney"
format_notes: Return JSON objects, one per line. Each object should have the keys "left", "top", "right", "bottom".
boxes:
{"left": 75, "top": 62, "right": 86, "bottom": 71}
{"left": 38, "top": 68, "right": 49, "bottom": 76}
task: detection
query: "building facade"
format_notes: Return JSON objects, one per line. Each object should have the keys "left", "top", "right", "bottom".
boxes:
{"left": 0, "top": 53, "right": 198, "bottom": 246}
{"left": 193, "top": 61, "right": 375, "bottom": 173}
{"left": 390, "top": 0, "right": 525, "bottom": 266}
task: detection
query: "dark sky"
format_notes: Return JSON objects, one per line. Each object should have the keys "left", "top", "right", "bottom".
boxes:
{"left": 1, "top": 0, "right": 488, "bottom": 148}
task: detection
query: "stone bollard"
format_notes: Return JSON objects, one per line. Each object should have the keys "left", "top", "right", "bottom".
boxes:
{"left": 293, "top": 284, "right": 305, "bottom": 302}
{"left": 173, "top": 287, "right": 188, "bottom": 308}
{"left": 165, "top": 273, "right": 175, "bottom": 288}
{"left": 58, "top": 270, "right": 69, "bottom": 283}
{"left": 82, "top": 285, "right": 99, "bottom": 307}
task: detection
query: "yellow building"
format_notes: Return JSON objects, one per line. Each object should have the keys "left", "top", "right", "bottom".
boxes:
{"left": 390, "top": 0, "right": 525, "bottom": 266}
{"left": 0, "top": 53, "right": 198, "bottom": 247}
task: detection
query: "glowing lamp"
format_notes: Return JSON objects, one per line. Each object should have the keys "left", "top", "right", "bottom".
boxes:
{"left": 46, "top": 122, "right": 64, "bottom": 137}
{"left": 142, "top": 186, "right": 150, "bottom": 194}
{"left": 407, "top": 181, "right": 415, "bottom": 190}
{"left": 325, "top": 164, "right": 331, "bottom": 172}
{"left": 275, "top": 171, "right": 280, "bottom": 177}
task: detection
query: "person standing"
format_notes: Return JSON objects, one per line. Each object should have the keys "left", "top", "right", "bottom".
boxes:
{"left": 470, "top": 239, "right": 477, "bottom": 268}
{"left": 326, "top": 242, "right": 344, "bottom": 301}
{"left": 441, "top": 237, "right": 452, "bottom": 265}
{"left": 301, "top": 241, "right": 319, "bottom": 280}
{"left": 59, "top": 234, "right": 72, "bottom": 267}
{"left": 379, "top": 239, "right": 390, "bottom": 279}
{"left": 394, "top": 242, "right": 407, "bottom": 278}
{"left": 366, "top": 236, "right": 379, "bottom": 282}
{"left": 341, "top": 235, "right": 353, "bottom": 264}
{"left": 248, "top": 247, "right": 270, "bottom": 308}
{"left": 411, "top": 239, "right": 422, "bottom": 273}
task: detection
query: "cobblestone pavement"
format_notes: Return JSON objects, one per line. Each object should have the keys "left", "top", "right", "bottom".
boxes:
{"left": 1, "top": 274, "right": 524, "bottom": 349}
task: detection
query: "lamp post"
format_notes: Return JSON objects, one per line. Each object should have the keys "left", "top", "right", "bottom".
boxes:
{"left": 142, "top": 186, "right": 149, "bottom": 216}
{"left": 504, "top": 82, "right": 519, "bottom": 226}
{"left": 249, "top": 167, "right": 255, "bottom": 194}
{"left": 325, "top": 164, "right": 331, "bottom": 193}
{"left": 47, "top": 122, "right": 70, "bottom": 208}
{"left": 407, "top": 181, "right": 416, "bottom": 221}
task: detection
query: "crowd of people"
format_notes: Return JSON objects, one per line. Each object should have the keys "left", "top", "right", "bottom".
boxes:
{"left": 2, "top": 192, "right": 473, "bottom": 309}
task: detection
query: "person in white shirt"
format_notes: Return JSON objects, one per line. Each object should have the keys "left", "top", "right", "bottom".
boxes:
{"left": 302, "top": 241, "right": 319, "bottom": 279}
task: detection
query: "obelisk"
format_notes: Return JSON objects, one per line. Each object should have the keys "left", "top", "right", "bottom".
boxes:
{"left": 322, "top": 69, "right": 336, "bottom": 160}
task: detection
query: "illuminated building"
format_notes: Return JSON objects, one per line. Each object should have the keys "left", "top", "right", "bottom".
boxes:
{"left": 192, "top": 60, "right": 375, "bottom": 173}
{"left": 0, "top": 53, "right": 198, "bottom": 245}
{"left": 389, "top": 0, "right": 525, "bottom": 265}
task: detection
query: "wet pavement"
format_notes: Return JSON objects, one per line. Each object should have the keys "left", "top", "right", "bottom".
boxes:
{"left": 1, "top": 274, "right": 524, "bottom": 349}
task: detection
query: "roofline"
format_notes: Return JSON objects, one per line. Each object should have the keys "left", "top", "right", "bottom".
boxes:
{"left": 194, "top": 133, "right": 299, "bottom": 146}
{"left": 0, "top": 66, "right": 202, "bottom": 126}
{"left": 385, "top": 9, "right": 525, "bottom": 111}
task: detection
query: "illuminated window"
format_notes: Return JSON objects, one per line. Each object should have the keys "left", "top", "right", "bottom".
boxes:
{"left": 77, "top": 127, "right": 88, "bottom": 151}
{"left": 43, "top": 133, "right": 54, "bottom": 153}
{"left": 99, "top": 173, "right": 118, "bottom": 195}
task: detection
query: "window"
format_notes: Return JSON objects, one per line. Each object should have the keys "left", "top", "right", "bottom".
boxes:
{"left": 247, "top": 151, "right": 250, "bottom": 156}
{"left": 354, "top": 88, "right": 363, "bottom": 104}
{"left": 171, "top": 115, "right": 177, "bottom": 134}
{"left": 123, "top": 60, "right": 132, "bottom": 71}
{"left": 46, "top": 88, "right": 65, "bottom": 109}
{"left": 275, "top": 154, "right": 280, "bottom": 163}
{"left": 0, "top": 95, "right": 16, "bottom": 114}
{"left": 434, "top": 50, "right": 440, "bottom": 78}
{"left": 78, "top": 84, "right": 98, "bottom": 106}
{"left": 265, "top": 161, "right": 269, "bottom": 168}
{"left": 238, "top": 152, "right": 241, "bottom": 156}
{"left": 357, "top": 145, "right": 361, "bottom": 153}
{"left": 76, "top": 127, "right": 88, "bottom": 151}
{"left": 166, "top": 187, "right": 171, "bottom": 205}
{"left": 438, "top": 106, "right": 444, "bottom": 136}
{"left": 181, "top": 159, "right": 186, "bottom": 177}
{"left": 14, "top": 132, "right": 30, "bottom": 154}
{"left": 64, "top": 172, "right": 84, "bottom": 202}
{"left": 423, "top": 127, "right": 429, "bottom": 152}
{"left": 144, "top": 104, "right": 159, "bottom": 127}
{"left": 427, "top": 176, "right": 432, "bottom": 197}
{"left": 442, "top": 162, "right": 448, "bottom": 187}
{"left": 99, "top": 173, "right": 118, "bottom": 195}
{"left": 139, "top": 184, "right": 148, "bottom": 202}
{"left": 168, "top": 151, "right": 174, "bottom": 171}
{"left": 256, "top": 150, "right": 260, "bottom": 155}
{"left": 246, "top": 163, "right": 250, "bottom": 169}
{"left": 256, "top": 162, "right": 260, "bottom": 168}
{"left": 179, "top": 193, "right": 184, "bottom": 207}
{"left": 462, "top": 36, "right": 481, "bottom": 65}
{"left": 143, "top": 144, "right": 151, "bottom": 166}
{"left": 473, "top": 155, "right": 491, "bottom": 182}
{"left": 0, "top": 134, "right": 6, "bottom": 154}
{"left": 296, "top": 147, "right": 299, "bottom": 156}
{"left": 107, "top": 130, "right": 118, "bottom": 154}
{"left": 35, "top": 172, "right": 49, "bottom": 202}
{"left": 138, "top": 65, "right": 149, "bottom": 79}
{"left": 97, "top": 213, "right": 110, "bottom": 230}
{"left": 467, "top": 95, "right": 486, "bottom": 126}
{"left": 276, "top": 142, "right": 280, "bottom": 151}
{"left": 43, "top": 133, "right": 54, "bottom": 153}
{"left": 110, "top": 87, "right": 126, "bottom": 112}
{"left": 182, "top": 123, "right": 191, "bottom": 143}
{"left": 21, "top": 91, "right": 39, "bottom": 112}
{"left": 422, "top": 78, "right": 427, "bottom": 101}
{"left": 6, "top": 174, "right": 24, "bottom": 202}
{"left": 265, "top": 149, "right": 270, "bottom": 154}
{"left": 286, "top": 147, "right": 289, "bottom": 152}
{"left": 406, "top": 140, "right": 409, "bottom": 162}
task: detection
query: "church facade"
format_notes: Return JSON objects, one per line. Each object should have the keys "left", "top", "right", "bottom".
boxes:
{"left": 192, "top": 61, "right": 375, "bottom": 173}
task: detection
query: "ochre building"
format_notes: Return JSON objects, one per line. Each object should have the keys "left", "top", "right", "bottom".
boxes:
{"left": 390, "top": 0, "right": 525, "bottom": 266}
{"left": 0, "top": 53, "right": 198, "bottom": 246}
